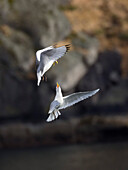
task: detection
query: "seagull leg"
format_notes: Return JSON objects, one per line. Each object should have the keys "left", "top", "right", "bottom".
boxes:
{"left": 43, "top": 75, "right": 47, "bottom": 81}
{"left": 42, "top": 76, "right": 44, "bottom": 81}
{"left": 45, "top": 76, "right": 47, "bottom": 81}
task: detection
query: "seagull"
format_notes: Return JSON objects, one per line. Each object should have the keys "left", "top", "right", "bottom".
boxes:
{"left": 36, "top": 44, "right": 71, "bottom": 86}
{"left": 46, "top": 83, "right": 100, "bottom": 122}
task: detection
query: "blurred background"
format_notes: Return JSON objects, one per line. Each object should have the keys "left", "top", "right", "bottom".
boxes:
{"left": 0, "top": 0, "right": 128, "bottom": 169}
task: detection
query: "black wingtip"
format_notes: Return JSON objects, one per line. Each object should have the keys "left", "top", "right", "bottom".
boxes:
{"left": 65, "top": 44, "right": 71, "bottom": 52}
{"left": 53, "top": 43, "right": 71, "bottom": 52}
{"left": 53, "top": 43, "right": 57, "bottom": 48}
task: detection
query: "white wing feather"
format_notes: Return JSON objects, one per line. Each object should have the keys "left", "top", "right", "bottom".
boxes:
{"left": 36, "top": 46, "right": 53, "bottom": 62}
{"left": 60, "top": 89, "right": 100, "bottom": 109}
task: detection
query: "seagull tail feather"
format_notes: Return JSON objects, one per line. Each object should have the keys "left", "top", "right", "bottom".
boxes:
{"left": 37, "top": 71, "right": 42, "bottom": 86}
{"left": 46, "top": 110, "right": 61, "bottom": 122}
{"left": 37, "top": 77, "right": 41, "bottom": 86}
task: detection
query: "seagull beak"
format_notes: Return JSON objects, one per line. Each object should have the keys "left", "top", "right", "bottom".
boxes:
{"left": 57, "top": 82, "right": 59, "bottom": 88}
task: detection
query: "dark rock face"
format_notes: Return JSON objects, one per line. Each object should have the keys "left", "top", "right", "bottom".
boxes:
{"left": 78, "top": 50, "right": 122, "bottom": 92}
{"left": 0, "top": 26, "right": 35, "bottom": 118}
{"left": 76, "top": 50, "right": 128, "bottom": 113}
{"left": 98, "top": 79, "right": 128, "bottom": 109}
{"left": 0, "top": 25, "right": 34, "bottom": 72}
{"left": 0, "top": 47, "right": 34, "bottom": 117}
{"left": 0, "top": 0, "right": 71, "bottom": 47}
{"left": 0, "top": 71, "right": 34, "bottom": 117}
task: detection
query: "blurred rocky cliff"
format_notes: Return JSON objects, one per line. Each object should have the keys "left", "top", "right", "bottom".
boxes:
{"left": 0, "top": 0, "right": 128, "bottom": 148}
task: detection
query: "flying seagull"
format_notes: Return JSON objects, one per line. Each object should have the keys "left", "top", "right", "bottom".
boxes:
{"left": 36, "top": 44, "right": 71, "bottom": 86}
{"left": 47, "top": 83, "right": 100, "bottom": 122}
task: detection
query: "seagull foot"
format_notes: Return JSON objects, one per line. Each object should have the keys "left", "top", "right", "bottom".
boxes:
{"left": 53, "top": 61, "right": 58, "bottom": 66}
{"left": 53, "top": 62, "right": 55, "bottom": 66}
{"left": 42, "top": 75, "right": 47, "bottom": 81}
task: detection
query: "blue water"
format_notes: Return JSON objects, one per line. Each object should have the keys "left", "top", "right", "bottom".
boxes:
{"left": 0, "top": 142, "right": 128, "bottom": 170}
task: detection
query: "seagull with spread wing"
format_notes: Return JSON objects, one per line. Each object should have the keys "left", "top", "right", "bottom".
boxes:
{"left": 47, "top": 83, "right": 100, "bottom": 122}
{"left": 36, "top": 44, "right": 70, "bottom": 86}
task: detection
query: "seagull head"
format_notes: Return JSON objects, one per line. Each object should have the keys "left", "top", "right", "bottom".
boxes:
{"left": 57, "top": 82, "right": 59, "bottom": 88}
{"left": 56, "top": 82, "right": 61, "bottom": 91}
{"left": 55, "top": 82, "right": 63, "bottom": 100}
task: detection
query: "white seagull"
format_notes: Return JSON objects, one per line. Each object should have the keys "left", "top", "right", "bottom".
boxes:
{"left": 47, "top": 83, "right": 100, "bottom": 122}
{"left": 36, "top": 44, "right": 71, "bottom": 86}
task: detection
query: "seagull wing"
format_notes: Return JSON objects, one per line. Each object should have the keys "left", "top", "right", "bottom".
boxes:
{"left": 36, "top": 46, "right": 53, "bottom": 62}
{"left": 48, "top": 100, "right": 60, "bottom": 114}
{"left": 37, "top": 44, "right": 71, "bottom": 63}
{"left": 47, "top": 44, "right": 70, "bottom": 61}
{"left": 60, "top": 89, "right": 100, "bottom": 109}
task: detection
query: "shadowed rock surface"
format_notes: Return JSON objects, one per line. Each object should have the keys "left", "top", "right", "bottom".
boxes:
{"left": 1, "top": 116, "right": 128, "bottom": 148}
{"left": 0, "top": 25, "right": 34, "bottom": 72}
{"left": 0, "top": 0, "right": 71, "bottom": 47}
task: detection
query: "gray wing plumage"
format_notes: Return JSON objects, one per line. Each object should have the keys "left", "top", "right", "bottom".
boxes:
{"left": 40, "top": 44, "right": 70, "bottom": 62}
{"left": 60, "top": 89, "right": 100, "bottom": 109}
